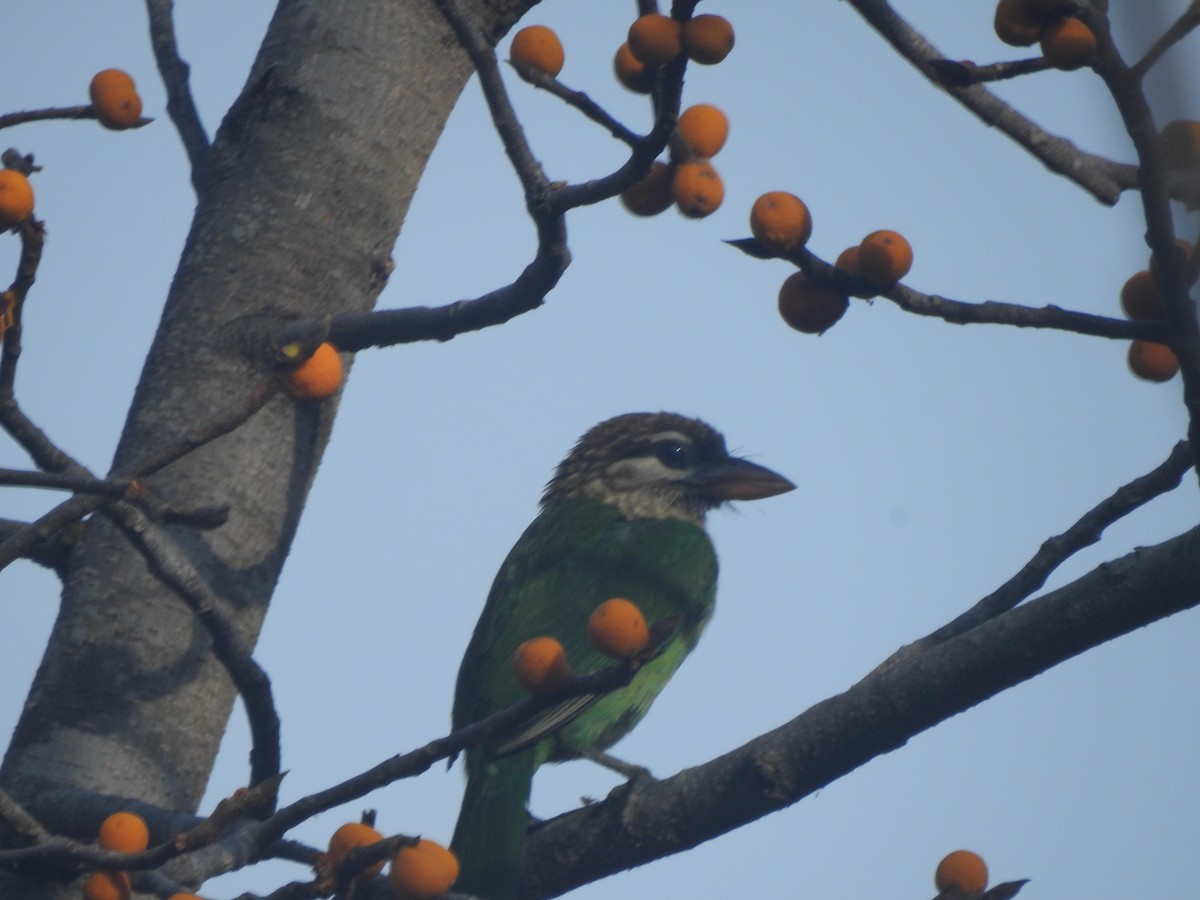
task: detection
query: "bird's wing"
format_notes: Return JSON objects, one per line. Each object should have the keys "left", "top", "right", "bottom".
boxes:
{"left": 453, "top": 498, "right": 718, "bottom": 759}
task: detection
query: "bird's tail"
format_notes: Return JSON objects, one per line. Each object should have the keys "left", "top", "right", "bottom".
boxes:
{"left": 451, "top": 749, "right": 538, "bottom": 900}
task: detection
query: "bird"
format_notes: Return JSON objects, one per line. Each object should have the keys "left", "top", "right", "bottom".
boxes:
{"left": 449, "top": 412, "right": 794, "bottom": 899}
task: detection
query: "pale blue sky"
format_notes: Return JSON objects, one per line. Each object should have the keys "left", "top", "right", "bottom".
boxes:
{"left": 2, "top": 3, "right": 1197, "bottom": 898}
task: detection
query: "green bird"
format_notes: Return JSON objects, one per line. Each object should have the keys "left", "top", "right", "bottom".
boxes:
{"left": 450, "top": 412, "right": 794, "bottom": 899}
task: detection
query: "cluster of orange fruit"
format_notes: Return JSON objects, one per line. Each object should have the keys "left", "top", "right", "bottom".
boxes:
{"left": 327, "top": 823, "right": 459, "bottom": 899}
{"left": 747, "top": 190, "right": 913, "bottom": 334}
{"left": 994, "top": 0, "right": 1097, "bottom": 70}
{"left": 1122, "top": 239, "right": 1194, "bottom": 383}
{"left": 619, "top": 14, "right": 734, "bottom": 220}
{"left": 508, "top": 15, "right": 735, "bottom": 221}
{"left": 935, "top": 849, "right": 989, "bottom": 894}
{"left": 89, "top": 69, "right": 143, "bottom": 130}
{"left": 80, "top": 812, "right": 205, "bottom": 900}
{"left": 512, "top": 597, "right": 651, "bottom": 695}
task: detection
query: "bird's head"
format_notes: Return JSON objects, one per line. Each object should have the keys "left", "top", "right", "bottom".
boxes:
{"left": 542, "top": 412, "right": 795, "bottom": 525}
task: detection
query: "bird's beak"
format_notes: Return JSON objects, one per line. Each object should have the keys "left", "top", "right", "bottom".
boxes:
{"left": 688, "top": 457, "right": 796, "bottom": 501}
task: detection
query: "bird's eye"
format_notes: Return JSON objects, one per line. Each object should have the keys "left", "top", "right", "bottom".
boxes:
{"left": 653, "top": 439, "right": 692, "bottom": 469}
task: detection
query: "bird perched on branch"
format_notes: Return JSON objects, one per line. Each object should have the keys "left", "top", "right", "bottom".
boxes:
{"left": 450, "top": 412, "right": 794, "bottom": 899}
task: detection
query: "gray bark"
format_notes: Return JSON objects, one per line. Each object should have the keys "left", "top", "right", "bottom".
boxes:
{"left": 0, "top": 1, "right": 528, "bottom": 895}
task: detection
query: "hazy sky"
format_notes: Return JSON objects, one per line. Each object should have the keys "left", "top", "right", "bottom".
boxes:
{"left": 2, "top": 3, "right": 1197, "bottom": 898}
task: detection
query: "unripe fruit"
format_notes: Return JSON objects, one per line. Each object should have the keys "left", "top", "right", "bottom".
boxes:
{"left": 587, "top": 598, "right": 650, "bottom": 659}
{"left": 287, "top": 342, "right": 343, "bottom": 401}
{"left": 628, "top": 14, "right": 682, "bottom": 66}
{"left": 676, "top": 104, "right": 729, "bottom": 158}
{"left": 509, "top": 25, "right": 564, "bottom": 77}
{"left": 683, "top": 14, "right": 735, "bottom": 64}
{"left": 749, "top": 192, "right": 812, "bottom": 254}
{"left": 613, "top": 42, "right": 655, "bottom": 93}
{"left": 388, "top": 839, "right": 459, "bottom": 900}
{"left": 98, "top": 812, "right": 149, "bottom": 854}
{"left": 1128, "top": 340, "right": 1179, "bottom": 382}
{"left": 0, "top": 169, "right": 35, "bottom": 228}
{"left": 778, "top": 272, "right": 848, "bottom": 334}
{"left": 328, "top": 822, "right": 386, "bottom": 879}
{"left": 935, "top": 849, "right": 988, "bottom": 893}
{"left": 620, "top": 161, "right": 674, "bottom": 217}
{"left": 89, "top": 69, "right": 143, "bottom": 130}
{"left": 513, "top": 636, "right": 571, "bottom": 694}
{"left": 858, "top": 229, "right": 913, "bottom": 286}
{"left": 1040, "top": 17, "right": 1097, "bottom": 70}
{"left": 671, "top": 160, "right": 724, "bottom": 218}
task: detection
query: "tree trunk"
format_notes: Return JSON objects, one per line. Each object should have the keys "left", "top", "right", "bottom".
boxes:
{"left": 1, "top": 1, "right": 528, "bottom": 894}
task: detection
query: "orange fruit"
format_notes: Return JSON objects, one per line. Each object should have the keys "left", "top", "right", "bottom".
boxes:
{"left": 778, "top": 272, "right": 849, "bottom": 334}
{"left": 858, "top": 229, "right": 913, "bottom": 286}
{"left": 513, "top": 636, "right": 571, "bottom": 694}
{"left": 1120, "top": 270, "right": 1163, "bottom": 320}
{"left": 1128, "top": 340, "right": 1179, "bottom": 382}
{"left": 992, "top": 0, "right": 1052, "bottom": 46}
{"left": 749, "top": 192, "right": 812, "bottom": 254}
{"left": 388, "top": 838, "right": 459, "bottom": 900}
{"left": 509, "top": 25, "right": 564, "bottom": 78}
{"left": 98, "top": 812, "right": 149, "bottom": 854}
{"left": 0, "top": 169, "right": 35, "bottom": 228}
{"left": 935, "top": 849, "right": 988, "bottom": 893}
{"left": 676, "top": 104, "right": 729, "bottom": 157}
{"left": 587, "top": 598, "right": 650, "bottom": 659}
{"left": 287, "top": 342, "right": 343, "bottom": 400}
{"left": 328, "top": 822, "right": 386, "bottom": 879}
{"left": 671, "top": 159, "right": 724, "bottom": 218}
{"left": 835, "top": 246, "right": 862, "bottom": 276}
{"left": 1161, "top": 120, "right": 1200, "bottom": 169}
{"left": 613, "top": 42, "right": 655, "bottom": 93}
{"left": 683, "top": 14, "right": 735, "bottom": 65}
{"left": 628, "top": 14, "right": 682, "bottom": 66}
{"left": 620, "top": 161, "right": 674, "bottom": 217}
{"left": 1040, "top": 17, "right": 1096, "bottom": 70}
{"left": 89, "top": 69, "right": 143, "bottom": 130}
{"left": 82, "top": 871, "right": 131, "bottom": 900}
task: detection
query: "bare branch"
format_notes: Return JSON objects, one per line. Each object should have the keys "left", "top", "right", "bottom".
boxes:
{"left": 845, "top": 0, "right": 1138, "bottom": 205}
{"left": 731, "top": 241, "right": 1168, "bottom": 341}
{"left": 1129, "top": 1, "right": 1200, "bottom": 82}
{"left": 520, "top": 526, "right": 1200, "bottom": 897}
{"left": 144, "top": 0, "right": 210, "bottom": 190}
{"left": 0, "top": 107, "right": 97, "bottom": 129}
{"left": 877, "top": 440, "right": 1195, "bottom": 671}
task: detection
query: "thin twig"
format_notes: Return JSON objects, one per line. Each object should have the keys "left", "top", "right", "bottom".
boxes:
{"left": 106, "top": 503, "right": 282, "bottom": 792}
{"left": 509, "top": 62, "right": 642, "bottom": 146}
{"left": 1129, "top": 1, "right": 1200, "bottom": 82}
{"left": 846, "top": 0, "right": 1138, "bottom": 205}
{"left": 0, "top": 786, "right": 49, "bottom": 845}
{"left": 923, "top": 56, "right": 1050, "bottom": 88}
{"left": 873, "top": 440, "right": 1195, "bottom": 674}
{"left": 144, "top": 0, "right": 210, "bottom": 190}
{"left": 730, "top": 240, "right": 1168, "bottom": 341}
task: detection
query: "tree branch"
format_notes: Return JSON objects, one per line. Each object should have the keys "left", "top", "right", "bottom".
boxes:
{"left": 144, "top": 0, "right": 211, "bottom": 191}
{"left": 519, "top": 526, "right": 1200, "bottom": 897}
{"left": 845, "top": 0, "right": 1138, "bottom": 205}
